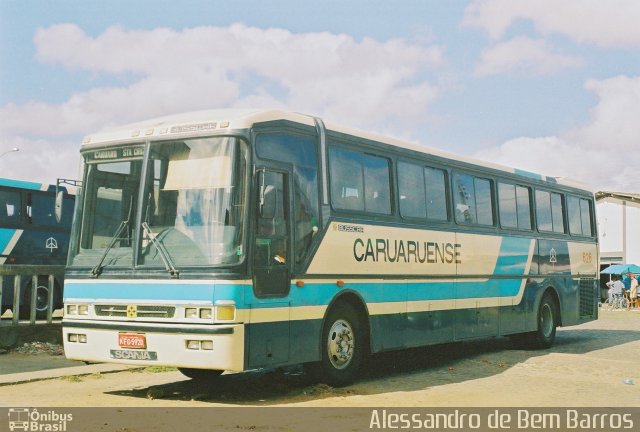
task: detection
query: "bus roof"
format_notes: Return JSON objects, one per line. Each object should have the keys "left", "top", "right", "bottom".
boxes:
{"left": 82, "top": 108, "right": 590, "bottom": 192}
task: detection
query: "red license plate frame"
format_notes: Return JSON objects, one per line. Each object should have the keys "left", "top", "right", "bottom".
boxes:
{"left": 118, "top": 333, "right": 147, "bottom": 349}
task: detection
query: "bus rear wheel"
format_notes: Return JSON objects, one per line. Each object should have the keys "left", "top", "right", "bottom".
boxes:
{"left": 512, "top": 293, "right": 558, "bottom": 349}
{"left": 178, "top": 368, "right": 224, "bottom": 381}
{"left": 308, "top": 302, "right": 366, "bottom": 387}
{"left": 532, "top": 293, "right": 558, "bottom": 348}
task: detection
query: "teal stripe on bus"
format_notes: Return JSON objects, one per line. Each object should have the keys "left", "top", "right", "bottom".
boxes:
{"left": 513, "top": 169, "right": 544, "bottom": 181}
{"left": 0, "top": 178, "right": 44, "bottom": 190}
{"left": 64, "top": 235, "right": 535, "bottom": 308}
{"left": 0, "top": 228, "right": 17, "bottom": 254}
{"left": 64, "top": 277, "right": 527, "bottom": 309}
{"left": 492, "top": 237, "right": 532, "bottom": 275}
{"left": 64, "top": 282, "right": 216, "bottom": 302}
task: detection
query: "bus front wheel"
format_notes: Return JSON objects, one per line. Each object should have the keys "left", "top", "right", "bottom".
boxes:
{"left": 309, "top": 302, "right": 366, "bottom": 387}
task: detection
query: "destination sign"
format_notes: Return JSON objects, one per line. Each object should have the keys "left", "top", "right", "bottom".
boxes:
{"left": 86, "top": 146, "right": 145, "bottom": 162}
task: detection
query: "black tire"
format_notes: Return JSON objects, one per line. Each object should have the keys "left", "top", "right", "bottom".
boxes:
{"left": 511, "top": 293, "right": 558, "bottom": 349}
{"left": 21, "top": 277, "right": 56, "bottom": 319}
{"left": 308, "top": 302, "right": 367, "bottom": 387}
{"left": 178, "top": 368, "right": 224, "bottom": 381}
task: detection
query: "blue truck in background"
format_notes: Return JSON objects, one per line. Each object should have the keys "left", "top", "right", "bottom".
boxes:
{"left": 0, "top": 178, "right": 75, "bottom": 318}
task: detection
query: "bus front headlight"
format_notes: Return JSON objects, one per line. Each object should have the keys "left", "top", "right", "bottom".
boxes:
{"left": 215, "top": 301, "right": 236, "bottom": 321}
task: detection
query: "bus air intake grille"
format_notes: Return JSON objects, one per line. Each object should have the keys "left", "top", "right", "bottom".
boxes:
{"left": 95, "top": 305, "right": 176, "bottom": 318}
{"left": 578, "top": 279, "right": 595, "bottom": 318}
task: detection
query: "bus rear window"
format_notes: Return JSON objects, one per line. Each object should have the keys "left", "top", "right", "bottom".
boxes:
{"left": 568, "top": 195, "right": 593, "bottom": 236}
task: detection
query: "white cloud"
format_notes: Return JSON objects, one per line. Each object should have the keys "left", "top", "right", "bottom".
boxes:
{"left": 567, "top": 75, "right": 640, "bottom": 151}
{"left": 463, "top": 0, "right": 640, "bottom": 48}
{"left": 20, "top": 23, "right": 443, "bottom": 134}
{"left": 1, "top": 23, "right": 444, "bottom": 182}
{"left": 0, "top": 136, "right": 81, "bottom": 185}
{"left": 475, "top": 136, "right": 609, "bottom": 189}
{"left": 475, "top": 75, "right": 640, "bottom": 191}
{"left": 475, "top": 36, "right": 583, "bottom": 76}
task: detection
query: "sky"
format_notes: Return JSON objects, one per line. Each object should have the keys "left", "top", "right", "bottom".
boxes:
{"left": 1, "top": 0, "right": 639, "bottom": 192}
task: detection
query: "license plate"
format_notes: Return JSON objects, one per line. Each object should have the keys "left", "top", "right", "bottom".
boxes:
{"left": 118, "top": 333, "right": 147, "bottom": 349}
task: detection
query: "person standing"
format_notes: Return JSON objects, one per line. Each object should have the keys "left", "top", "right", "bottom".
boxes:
{"left": 606, "top": 275, "right": 626, "bottom": 307}
{"left": 628, "top": 273, "right": 639, "bottom": 310}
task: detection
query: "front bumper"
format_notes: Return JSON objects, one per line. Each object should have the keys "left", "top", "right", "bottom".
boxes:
{"left": 63, "top": 319, "right": 245, "bottom": 372}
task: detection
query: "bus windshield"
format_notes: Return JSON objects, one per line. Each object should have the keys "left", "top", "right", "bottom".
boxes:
{"left": 71, "top": 137, "right": 248, "bottom": 270}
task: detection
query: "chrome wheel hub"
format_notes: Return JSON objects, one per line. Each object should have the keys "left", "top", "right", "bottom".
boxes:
{"left": 327, "top": 319, "right": 354, "bottom": 369}
{"left": 540, "top": 303, "right": 553, "bottom": 338}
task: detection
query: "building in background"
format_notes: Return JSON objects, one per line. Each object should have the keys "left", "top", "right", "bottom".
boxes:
{"left": 596, "top": 192, "right": 640, "bottom": 265}
{"left": 595, "top": 191, "right": 640, "bottom": 300}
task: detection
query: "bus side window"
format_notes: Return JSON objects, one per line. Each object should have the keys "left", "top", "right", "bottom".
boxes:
{"left": 257, "top": 171, "right": 286, "bottom": 237}
{"left": 536, "top": 190, "right": 565, "bottom": 233}
{"left": 330, "top": 147, "right": 364, "bottom": 212}
{"left": 567, "top": 196, "right": 581, "bottom": 235}
{"left": 255, "top": 171, "right": 288, "bottom": 269}
{"left": 454, "top": 173, "right": 476, "bottom": 224}
{"left": 474, "top": 178, "right": 493, "bottom": 226}
{"left": 329, "top": 146, "right": 391, "bottom": 215}
{"left": 454, "top": 173, "right": 494, "bottom": 226}
{"left": 499, "top": 182, "right": 518, "bottom": 228}
{"left": 425, "top": 167, "right": 448, "bottom": 221}
{"left": 24, "top": 193, "right": 32, "bottom": 224}
{"left": 363, "top": 154, "right": 391, "bottom": 214}
{"left": 550, "top": 192, "right": 565, "bottom": 233}
{"left": 535, "top": 190, "right": 552, "bottom": 231}
{"left": 516, "top": 186, "right": 532, "bottom": 230}
{"left": 580, "top": 199, "right": 593, "bottom": 236}
{"left": 398, "top": 161, "right": 427, "bottom": 219}
{"left": 255, "top": 132, "right": 320, "bottom": 267}
{"left": 568, "top": 195, "right": 594, "bottom": 237}
{"left": 0, "top": 190, "right": 21, "bottom": 225}
{"left": 499, "top": 182, "right": 532, "bottom": 230}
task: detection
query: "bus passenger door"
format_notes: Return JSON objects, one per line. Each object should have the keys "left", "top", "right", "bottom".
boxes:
{"left": 253, "top": 169, "right": 290, "bottom": 297}
{"left": 249, "top": 169, "right": 291, "bottom": 367}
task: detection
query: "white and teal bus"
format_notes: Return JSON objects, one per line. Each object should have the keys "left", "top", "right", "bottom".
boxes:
{"left": 63, "top": 109, "right": 598, "bottom": 385}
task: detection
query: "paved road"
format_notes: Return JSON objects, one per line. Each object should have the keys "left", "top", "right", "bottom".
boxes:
{"left": 0, "top": 351, "right": 83, "bottom": 375}
{"left": 1, "top": 310, "right": 639, "bottom": 408}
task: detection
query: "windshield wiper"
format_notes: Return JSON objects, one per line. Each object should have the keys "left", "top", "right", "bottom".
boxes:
{"left": 90, "top": 219, "right": 129, "bottom": 277}
{"left": 142, "top": 222, "right": 179, "bottom": 279}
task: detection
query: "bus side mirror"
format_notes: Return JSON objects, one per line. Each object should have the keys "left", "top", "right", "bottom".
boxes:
{"left": 54, "top": 190, "right": 64, "bottom": 223}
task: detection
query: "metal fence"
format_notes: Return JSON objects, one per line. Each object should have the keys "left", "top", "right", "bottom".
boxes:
{"left": 0, "top": 265, "right": 65, "bottom": 326}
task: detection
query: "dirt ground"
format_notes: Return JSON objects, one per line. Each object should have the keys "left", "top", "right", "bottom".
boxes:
{"left": 1, "top": 310, "right": 639, "bottom": 408}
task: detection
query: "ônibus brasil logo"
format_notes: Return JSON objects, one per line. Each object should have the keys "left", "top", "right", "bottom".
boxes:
{"left": 7, "top": 408, "right": 73, "bottom": 432}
